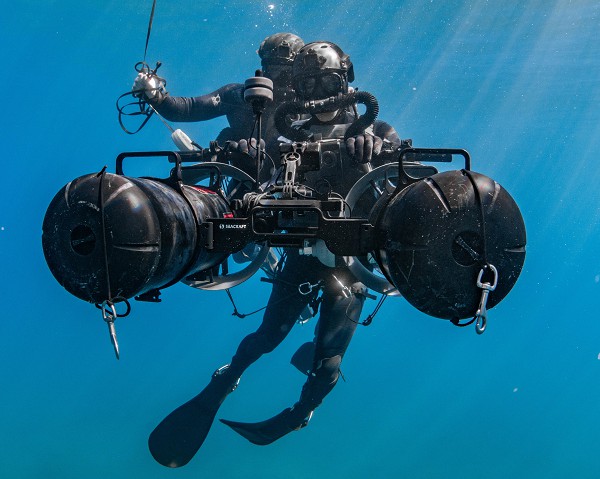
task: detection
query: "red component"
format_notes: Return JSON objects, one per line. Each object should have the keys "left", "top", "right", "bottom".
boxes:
{"left": 223, "top": 213, "right": 234, "bottom": 218}
{"left": 190, "top": 185, "right": 216, "bottom": 194}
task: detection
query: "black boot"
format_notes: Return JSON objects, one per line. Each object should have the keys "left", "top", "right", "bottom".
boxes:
{"left": 148, "top": 365, "right": 240, "bottom": 467}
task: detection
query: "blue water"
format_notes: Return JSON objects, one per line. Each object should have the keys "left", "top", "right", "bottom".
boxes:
{"left": 2, "top": 1, "right": 599, "bottom": 477}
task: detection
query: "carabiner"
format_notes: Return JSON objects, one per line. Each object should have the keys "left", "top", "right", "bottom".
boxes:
{"left": 476, "top": 264, "right": 498, "bottom": 291}
{"left": 332, "top": 274, "right": 352, "bottom": 298}
{"left": 298, "top": 280, "right": 322, "bottom": 296}
{"left": 100, "top": 300, "right": 120, "bottom": 360}
{"left": 473, "top": 264, "right": 498, "bottom": 335}
{"left": 101, "top": 300, "right": 117, "bottom": 322}
{"left": 475, "top": 306, "right": 487, "bottom": 335}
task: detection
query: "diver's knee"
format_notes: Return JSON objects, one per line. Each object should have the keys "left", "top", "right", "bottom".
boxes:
{"left": 240, "top": 331, "right": 281, "bottom": 355}
{"left": 313, "top": 355, "right": 342, "bottom": 384}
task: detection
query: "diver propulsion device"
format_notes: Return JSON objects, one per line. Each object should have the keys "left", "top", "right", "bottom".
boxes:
{"left": 42, "top": 92, "right": 526, "bottom": 358}
{"left": 42, "top": 144, "right": 526, "bottom": 356}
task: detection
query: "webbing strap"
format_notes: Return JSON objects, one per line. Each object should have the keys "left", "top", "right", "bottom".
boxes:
{"left": 144, "top": 0, "right": 157, "bottom": 62}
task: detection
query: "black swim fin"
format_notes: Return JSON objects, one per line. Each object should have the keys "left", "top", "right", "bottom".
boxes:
{"left": 148, "top": 366, "right": 239, "bottom": 468}
{"left": 290, "top": 341, "right": 315, "bottom": 375}
{"left": 220, "top": 405, "right": 311, "bottom": 446}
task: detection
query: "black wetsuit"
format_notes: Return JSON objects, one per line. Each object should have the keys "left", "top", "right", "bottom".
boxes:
{"left": 223, "top": 112, "right": 401, "bottom": 422}
{"left": 227, "top": 251, "right": 363, "bottom": 406}
{"left": 147, "top": 104, "right": 402, "bottom": 465}
{"left": 154, "top": 84, "right": 251, "bottom": 139}
{"left": 153, "top": 84, "right": 294, "bottom": 179}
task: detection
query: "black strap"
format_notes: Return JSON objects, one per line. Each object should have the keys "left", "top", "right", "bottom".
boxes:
{"left": 116, "top": 0, "right": 158, "bottom": 134}
{"left": 116, "top": 91, "right": 154, "bottom": 135}
{"left": 93, "top": 167, "right": 131, "bottom": 317}
{"left": 450, "top": 316, "right": 476, "bottom": 328}
{"left": 463, "top": 169, "right": 495, "bottom": 290}
{"left": 144, "top": 0, "right": 157, "bottom": 62}
{"left": 345, "top": 293, "right": 386, "bottom": 326}
{"left": 450, "top": 170, "right": 493, "bottom": 328}
{"left": 362, "top": 294, "right": 387, "bottom": 326}
{"left": 463, "top": 169, "right": 489, "bottom": 269}
{"left": 97, "top": 167, "right": 112, "bottom": 300}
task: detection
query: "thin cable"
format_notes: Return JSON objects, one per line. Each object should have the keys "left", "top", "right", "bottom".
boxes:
{"left": 344, "top": 291, "right": 388, "bottom": 326}
{"left": 148, "top": 103, "right": 175, "bottom": 133}
{"left": 225, "top": 284, "right": 312, "bottom": 319}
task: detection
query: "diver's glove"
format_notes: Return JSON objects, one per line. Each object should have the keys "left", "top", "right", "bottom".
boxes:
{"left": 225, "top": 138, "right": 267, "bottom": 178}
{"left": 228, "top": 138, "right": 266, "bottom": 159}
{"left": 132, "top": 72, "right": 167, "bottom": 104}
{"left": 345, "top": 133, "right": 383, "bottom": 164}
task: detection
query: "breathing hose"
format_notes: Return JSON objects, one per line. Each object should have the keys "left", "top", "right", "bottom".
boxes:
{"left": 274, "top": 91, "right": 379, "bottom": 142}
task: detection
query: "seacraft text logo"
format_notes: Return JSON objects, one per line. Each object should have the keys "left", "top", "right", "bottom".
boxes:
{"left": 219, "top": 223, "right": 248, "bottom": 230}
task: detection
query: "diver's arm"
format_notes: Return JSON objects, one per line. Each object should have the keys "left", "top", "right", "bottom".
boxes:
{"left": 152, "top": 83, "right": 246, "bottom": 122}
{"left": 373, "top": 120, "right": 401, "bottom": 145}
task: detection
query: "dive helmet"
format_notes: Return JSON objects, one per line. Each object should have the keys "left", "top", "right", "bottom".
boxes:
{"left": 258, "top": 33, "right": 305, "bottom": 66}
{"left": 292, "top": 41, "right": 355, "bottom": 98}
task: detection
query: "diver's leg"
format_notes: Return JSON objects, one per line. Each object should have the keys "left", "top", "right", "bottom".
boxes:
{"left": 290, "top": 282, "right": 365, "bottom": 418}
{"left": 220, "top": 281, "right": 366, "bottom": 445}
{"left": 226, "top": 275, "right": 312, "bottom": 378}
{"left": 290, "top": 305, "right": 321, "bottom": 375}
{"left": 148, "top": 256, "right": 313, "bottom": 465}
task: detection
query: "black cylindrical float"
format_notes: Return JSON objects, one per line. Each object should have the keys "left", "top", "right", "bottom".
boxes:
{"left": 377, "top": 170, "right": 526, "bottom": 320}
{"left": 42, "top": 172, "right": 230, "bottom": 304}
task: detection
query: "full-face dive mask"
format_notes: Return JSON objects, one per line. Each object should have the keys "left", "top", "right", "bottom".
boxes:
{"left": 292, "top": 41, "right": 355, "bottom": 101}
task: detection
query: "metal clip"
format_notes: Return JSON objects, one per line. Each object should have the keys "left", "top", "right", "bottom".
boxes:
{"left": 474, "top": 264, "right": 498, "bottom": 335}
{"left": 298, "top": 280, "right": 322, "bottom": 296}
{"left": 101, "top": 300, "right": 120, "bottom": 360}
{"left": 332, "top": 274, "right": 352, "bottom": 298}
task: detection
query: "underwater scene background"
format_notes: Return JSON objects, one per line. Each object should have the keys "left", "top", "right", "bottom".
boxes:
{"left": 2, "top": 1, "right": 599, "bottom": 477}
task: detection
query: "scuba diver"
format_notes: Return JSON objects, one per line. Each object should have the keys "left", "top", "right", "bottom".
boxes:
{"left": 148, "top": 40, "right": 402, "bottom": 468}
{"left": 132, "top": 32, "right": 304, "bottom": 179}
{"left": 131, "top": 32, "right": 385, "bottom": 177}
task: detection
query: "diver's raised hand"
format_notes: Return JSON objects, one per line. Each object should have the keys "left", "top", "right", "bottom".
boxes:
{"left": 132, "top": 72, "right": 167, "bottom": 103}
{"left": 345, "top": 133, "right": 383, "bottom": 164}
